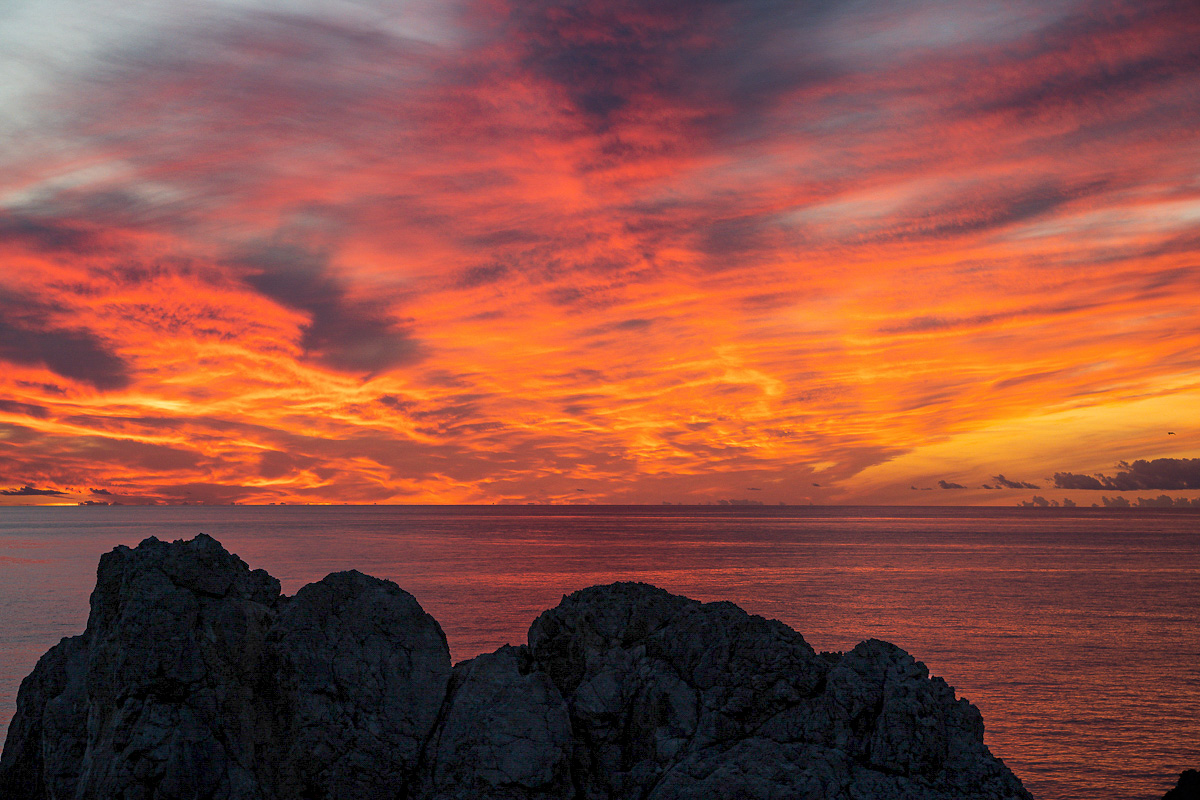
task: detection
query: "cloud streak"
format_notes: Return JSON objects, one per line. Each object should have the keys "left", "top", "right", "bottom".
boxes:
{"left": 237, "top": 244, "right": 422, "bottom": 375}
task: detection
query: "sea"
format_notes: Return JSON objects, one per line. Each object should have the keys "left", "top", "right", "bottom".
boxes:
{"left": 1, "top": 505, "right": 1197, "bottom": 799}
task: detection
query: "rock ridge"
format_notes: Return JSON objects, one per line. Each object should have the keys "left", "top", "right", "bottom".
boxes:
{"left": 1, "top": 534, "right": 1032, "bottom": 799}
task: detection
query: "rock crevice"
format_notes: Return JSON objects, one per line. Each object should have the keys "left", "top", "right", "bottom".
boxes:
{"left": 1, "top": 534, "right": 1032, "bottom": 800}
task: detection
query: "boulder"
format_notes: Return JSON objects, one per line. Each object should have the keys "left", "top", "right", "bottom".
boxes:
{"left": 2, "top": 534, "right": 1032, "bottom": 800}
{"left": 266, "top": 570, "right": 450, "bottom": 798}
{"left": 424, "top": 645, "right": 573, "bottom": 799}
{"left": 526, "top": 583, "right": 1030, "bottom": 800}
{"left": 0, "top": 534, "right": 450, "bottom": 800}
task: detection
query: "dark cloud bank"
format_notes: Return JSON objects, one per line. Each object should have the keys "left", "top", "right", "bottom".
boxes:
{"left": 0, "top": 485, "right": 67, "bottom": 496}
{"left": 1053, "top": 458, "right": 1200, "bottom": 491}
{"left": 237, "top": 244, "right": 421, "bottom": 375}
{"left": 1097, "top": 495, "right": 1200, "bottom": 508}
{"left": 1021, "top": 494, "right": 1200, "bottom": 508}
{"left": 0, "top": 291, "right": 131, "bottom": 391}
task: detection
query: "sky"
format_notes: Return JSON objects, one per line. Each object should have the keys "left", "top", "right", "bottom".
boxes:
{"left": 1, "top": 0, "right": 1198, "bottom": 506}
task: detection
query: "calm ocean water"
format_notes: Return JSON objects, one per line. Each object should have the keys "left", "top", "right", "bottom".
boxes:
{"left": 1, "top": 505, "right": 1197, "bottom": 798}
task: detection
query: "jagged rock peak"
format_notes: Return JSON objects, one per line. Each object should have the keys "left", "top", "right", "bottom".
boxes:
{"left": 1, "top": 534, "right": 1032, "bottom": 800}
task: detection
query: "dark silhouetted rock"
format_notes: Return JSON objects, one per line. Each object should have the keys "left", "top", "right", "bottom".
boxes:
{"left": 0, "top": 534, "right": 449, "bottom": 800}
{"left": 267, "top": 569, "right": 450, "bottom": 798}
{"left": 0, "top": 632, "right": 89, "bottom": 800}
{"left": 2, "top": 534, "right": 1033, "bottom": 800}
{"left": 527, "top": 583, "right": 1029, "bottom": 800}
{"left": 76, "top": 533, "right": 282, "bottom": 799}
{"left": 1164, "top": 769, "right": 1200, "bottom": 800}
{"left": 424, "top": 645, "right": 573, "bottom": 799}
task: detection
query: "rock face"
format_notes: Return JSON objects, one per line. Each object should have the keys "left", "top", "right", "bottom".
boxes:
{"left": 1164, "top": 770, "right": 1200, "bottom": 800}
{"left": 0, "top": 535, "right": 450, "bottom": 800}
{"left": 523, "top": 584, "right": 1025, "bottom": 800}
{"left": 1, "top": 535, "right": 1032, "bottom": 800}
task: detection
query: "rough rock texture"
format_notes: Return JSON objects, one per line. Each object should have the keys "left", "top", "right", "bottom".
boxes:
{"left": 267, "top": 570, "right": 450, "bottom": 798}
{"left": 424, "top": 645, "right": 573, "bottom": 799}
{"left": 526, "top": 584, "right": 1028, "bottom": 800}
{"left": 2, "top": 535, "right": 1031, "bottom": 800}
{"left": 0, "top": 534, "right": 450, "bottom": 800}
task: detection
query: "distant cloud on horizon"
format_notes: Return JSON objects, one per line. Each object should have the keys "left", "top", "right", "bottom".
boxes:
{"left": 1098, "top": 494, "right": 1200, "bottom": 507}
{"left": 0, "top": 485, "right": 67, "bottom": 496}
{"left": 992, "top": 474, "right": 1040, "bottom": 490}
{"left": 1054, "top": 458, "right": 1200, "bottom": 491}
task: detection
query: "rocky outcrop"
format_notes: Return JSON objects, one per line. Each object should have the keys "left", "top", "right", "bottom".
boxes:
{"left": 1, "top": 534, "right": 1031, "bottom": 800}
{"left": 1164, "top": 770, "right": 1200, "bottom": 800}
{"left": 523, "top": 584, "right": 1025, "bottom": 800}
{"left": 423, "top": 645, "right": 573, "bottom": 799}
{"left": 0, "top": 534, "right": 449, "bottom": 800}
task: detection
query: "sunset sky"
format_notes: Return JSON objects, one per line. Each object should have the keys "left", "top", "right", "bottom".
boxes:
{"left": 1, "top": 0, "right": 1198, "bottom": 506}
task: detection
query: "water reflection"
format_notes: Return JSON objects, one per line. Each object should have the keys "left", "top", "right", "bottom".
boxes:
{"left": 1, "top": 506, "right": 1197, "bottom": 800}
